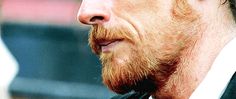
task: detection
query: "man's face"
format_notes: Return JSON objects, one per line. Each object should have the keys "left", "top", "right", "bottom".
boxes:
{"left": 78, "top": 0, "right": 201, "bottom": 94}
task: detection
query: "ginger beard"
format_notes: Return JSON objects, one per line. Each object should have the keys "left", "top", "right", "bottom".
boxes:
{"left": 89, "top": 0, "right": 201, "bottom": 95}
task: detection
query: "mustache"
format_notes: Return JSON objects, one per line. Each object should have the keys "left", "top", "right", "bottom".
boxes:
{"left": 89, "top": 25, "right": 136, "bottom": 54}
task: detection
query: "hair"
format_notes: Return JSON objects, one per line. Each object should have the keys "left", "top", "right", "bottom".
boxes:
{"left": 229, "top": 0, "right": 236, "bottom": 20}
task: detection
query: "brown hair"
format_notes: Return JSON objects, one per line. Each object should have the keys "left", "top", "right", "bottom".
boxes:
{"left": 228, "top": 0, "right": 236, "bottom": 20}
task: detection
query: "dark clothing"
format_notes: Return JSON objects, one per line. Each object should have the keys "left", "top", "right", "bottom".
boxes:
{"left": 221, "top": 72, "right": 236, "bottom": 99}
{"left": 112, "top": 72, "right": 236, "bottom": 99}
{"left": 111, "top": 91, "right": 150, "bottom": 99}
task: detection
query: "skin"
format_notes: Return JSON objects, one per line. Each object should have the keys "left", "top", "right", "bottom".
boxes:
{"left": 77, "top": 0, "right": 236, "bottom": 98}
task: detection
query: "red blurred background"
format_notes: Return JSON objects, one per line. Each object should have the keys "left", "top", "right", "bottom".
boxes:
{"left": 2, "top": 0, "right": 80, "bottom": 25}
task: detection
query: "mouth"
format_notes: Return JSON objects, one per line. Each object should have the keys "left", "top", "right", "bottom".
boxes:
{"left": 95, "top": 39, "right": 123, "bottom": 54}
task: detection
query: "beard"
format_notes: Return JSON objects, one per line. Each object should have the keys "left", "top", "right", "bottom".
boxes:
{"left": 89, "top": 24, "right": 199, "bottom": 94}
{"left": 88, "top": 0, "right": 201, "bottom": 95}
{"left": 99, "top": 43, "right": 180, "bottom": 94}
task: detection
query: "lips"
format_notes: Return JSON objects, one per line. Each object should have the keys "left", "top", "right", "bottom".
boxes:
{"left": 95, "top": 39, "right": 123, "bottom": 53}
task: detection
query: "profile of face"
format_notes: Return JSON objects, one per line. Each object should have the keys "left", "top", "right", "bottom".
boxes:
{"left": 78, "top": 0, "right": 202, "bottom": 94}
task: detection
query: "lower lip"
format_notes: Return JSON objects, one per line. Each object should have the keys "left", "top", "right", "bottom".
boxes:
{"left": 101, "top": 41, "right": 120, "bottom": 53}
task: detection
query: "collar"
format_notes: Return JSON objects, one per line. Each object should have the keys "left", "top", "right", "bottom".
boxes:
{"left": 190, "top": 38, "right": 236, "bottom": 99}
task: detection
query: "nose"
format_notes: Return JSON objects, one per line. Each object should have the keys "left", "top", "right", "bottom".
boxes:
{"left": 77, "top": 0, "right": 111, "bottom": 25}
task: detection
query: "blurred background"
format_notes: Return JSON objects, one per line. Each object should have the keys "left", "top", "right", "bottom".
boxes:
{"left": 1, "top": 0, "right": 114, "bottom": 98}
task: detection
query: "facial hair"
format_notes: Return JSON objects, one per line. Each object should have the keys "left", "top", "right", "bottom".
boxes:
{"left": 88, "top": 0, "right": 201, "bottom": 95}
{"left": 89, "top": 25, "right": 197, "bottom": 95}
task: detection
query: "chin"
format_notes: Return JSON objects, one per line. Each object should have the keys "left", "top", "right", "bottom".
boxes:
{"left": 101, "top": 49, "right": 153, "bottom": 94}
{"left": 100, "top": 43, "right": 178, "bottom": 94}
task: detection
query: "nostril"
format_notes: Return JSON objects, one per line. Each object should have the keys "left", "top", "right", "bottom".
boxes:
{"left": 90, "top": 16, "right": 104, "bottom": 22}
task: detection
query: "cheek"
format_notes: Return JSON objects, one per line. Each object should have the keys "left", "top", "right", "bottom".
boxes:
{"left": 112, "top": 0, "right": 159, "bottom": 12}
{"left": 112, "top": 0, "right": 163, "bottom": 23}
{"left": 131, "top": 3, "right": 173, "bottom": 38}
{"left": 111, "top": 0, "right": 175, "bottom": 43}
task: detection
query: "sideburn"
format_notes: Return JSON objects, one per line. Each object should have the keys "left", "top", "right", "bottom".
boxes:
{"left": 172, "top": 0, "right": 199, "bottom": 22}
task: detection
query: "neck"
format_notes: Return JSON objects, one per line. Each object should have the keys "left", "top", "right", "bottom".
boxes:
{"left": 152, "top": 11, "right": 236, "bottom": 99}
